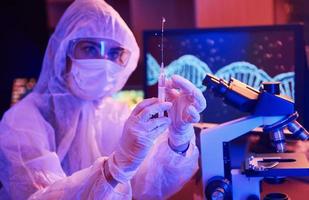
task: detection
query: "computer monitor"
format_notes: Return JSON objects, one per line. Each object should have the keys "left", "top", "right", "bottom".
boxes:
{"left": 144, "top": 24, "right": 308, "bottom": 126}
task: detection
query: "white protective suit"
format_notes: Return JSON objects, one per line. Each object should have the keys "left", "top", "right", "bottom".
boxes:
{"left": 0, "top": 0, "right": 199, "bottom": 199}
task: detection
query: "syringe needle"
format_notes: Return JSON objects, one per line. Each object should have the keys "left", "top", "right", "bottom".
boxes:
{"left": 161, "top": 17, "right": 166, "bottom": 68}
{"left": 158, "top": 17, "right": 166, "bottom": 117}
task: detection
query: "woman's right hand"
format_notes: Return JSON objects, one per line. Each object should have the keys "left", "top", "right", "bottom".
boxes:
{"left": 106, "top": 98, "right": 172, "bottom": 184}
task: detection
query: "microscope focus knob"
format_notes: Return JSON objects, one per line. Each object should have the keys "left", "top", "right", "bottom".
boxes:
{"left": 205, "top": 176, "right": 231, "bottom": 200}
{"left": 261, "top": 82, "right": 281, "bottom": 95}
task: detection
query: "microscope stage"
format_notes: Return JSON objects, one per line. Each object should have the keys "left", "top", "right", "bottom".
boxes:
{"left": 244, "top": 153, "right": 309, "bottom": 177}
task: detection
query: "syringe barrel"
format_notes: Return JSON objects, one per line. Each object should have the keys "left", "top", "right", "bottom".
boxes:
{"left": 158, "top": 71, "right": 166, "bottom": 102}
{"left": 158, "top": 69, "right": 166, "bottom": 117}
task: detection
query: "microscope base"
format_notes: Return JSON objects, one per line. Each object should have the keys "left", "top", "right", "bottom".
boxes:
{"left": 231, "top": 169, "right": 262, "bottom": 200}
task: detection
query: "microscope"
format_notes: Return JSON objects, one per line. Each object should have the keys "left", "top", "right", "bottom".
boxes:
{"left": 200, "top": 74, "right": 309, "bottom": 200}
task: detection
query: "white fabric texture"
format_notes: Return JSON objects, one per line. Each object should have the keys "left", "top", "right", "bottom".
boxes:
{"left": 0, "top": 0, "right": 199, "bottom": 199}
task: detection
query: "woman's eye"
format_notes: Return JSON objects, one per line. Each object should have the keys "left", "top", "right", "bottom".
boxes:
{"left": 108, "top": 49, "right": 123, "bottom": 61}
{"left": 108, "top": 52, "right": 120, "bottom": 60}
{"left": 83, "top": 46, "right": 99, "bottom": 57}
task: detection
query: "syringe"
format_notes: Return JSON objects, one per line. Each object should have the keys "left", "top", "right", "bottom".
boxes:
{"left": 158, "top": 17, "right": 166, "bottom": 117}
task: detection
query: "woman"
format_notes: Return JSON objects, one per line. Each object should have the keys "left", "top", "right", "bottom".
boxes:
{"left": 0, "top": 0, "right": 206, "bottom": 199}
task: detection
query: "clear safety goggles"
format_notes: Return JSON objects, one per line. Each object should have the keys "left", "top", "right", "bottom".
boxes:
{"left": 67, "top": 38, "right": 131, "bottom": 66}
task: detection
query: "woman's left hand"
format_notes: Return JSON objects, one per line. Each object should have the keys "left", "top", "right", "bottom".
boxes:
{"left": 166, "top": 75, "right": 207, "bottom": 150}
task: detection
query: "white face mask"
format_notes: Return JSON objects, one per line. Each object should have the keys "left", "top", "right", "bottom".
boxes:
{"left": 67, "top": 59, "right": 123, "bottom": 100}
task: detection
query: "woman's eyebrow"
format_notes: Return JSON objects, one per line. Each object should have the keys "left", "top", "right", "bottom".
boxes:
{"left": 81, "top": 41, "right": 101, "bottom": 48}
{"left": 109, "top": 47, "right": 125, "bottom": 52}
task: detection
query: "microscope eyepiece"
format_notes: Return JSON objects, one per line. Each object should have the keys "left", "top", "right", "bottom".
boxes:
{"left": 260, "top": 82, "right": 281, "bottom": 95}
{"left": 203, "top": 74, "right": 259, "bottom": 112}
{"left": 203, "top": 74, "right": 228, "bottom": 95}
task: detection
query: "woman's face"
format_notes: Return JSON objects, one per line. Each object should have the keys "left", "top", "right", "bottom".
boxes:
{"left": 64, "top": 38, "right": 131, "bottom": 100}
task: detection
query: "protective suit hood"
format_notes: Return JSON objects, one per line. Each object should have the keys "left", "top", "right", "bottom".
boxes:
{"left": 35, "top": 0, "right": 140, "bottom": 95}
{"left": 28, "top": 0, "right": 139, "bottom": 170}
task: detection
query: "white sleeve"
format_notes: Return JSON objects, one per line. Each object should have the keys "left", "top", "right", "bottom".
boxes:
{"left": 131, "top": 132, "right": 199, "bottom": 200}
{"left": 28, "top": 156, "right": 132, "bottom": 200}
{"left": 0, "top": 123, "right": 131, "bottom": 200}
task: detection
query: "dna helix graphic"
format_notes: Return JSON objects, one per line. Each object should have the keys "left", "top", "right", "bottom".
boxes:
{"left": 146, "top": 53, "right": 295, "bottom": 100}
{"left": 215, "top": 61, "right": 272, "bottom": 88}
{"left": 146, "top": 53, "right": 161, "bottom": 86}
{"left": 146, "top": 53, "right": 212, "bottom": 91}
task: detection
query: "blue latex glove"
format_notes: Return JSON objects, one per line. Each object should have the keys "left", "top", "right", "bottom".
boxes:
{"left": 107, "top": 98, "right": 172, "bottom": 183}
{"left": 166, "top": 75, "right": 207, "bottom": 147}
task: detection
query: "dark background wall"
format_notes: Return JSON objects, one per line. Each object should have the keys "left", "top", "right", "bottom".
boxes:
{"left": 0, "top": 1, "right": 49, "bottom": 117}
{"left": 290, "top": 0, "right": 309, "bottom": 44}
{"left": 289, "top": 0, "right": 309, "bottom": 128}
